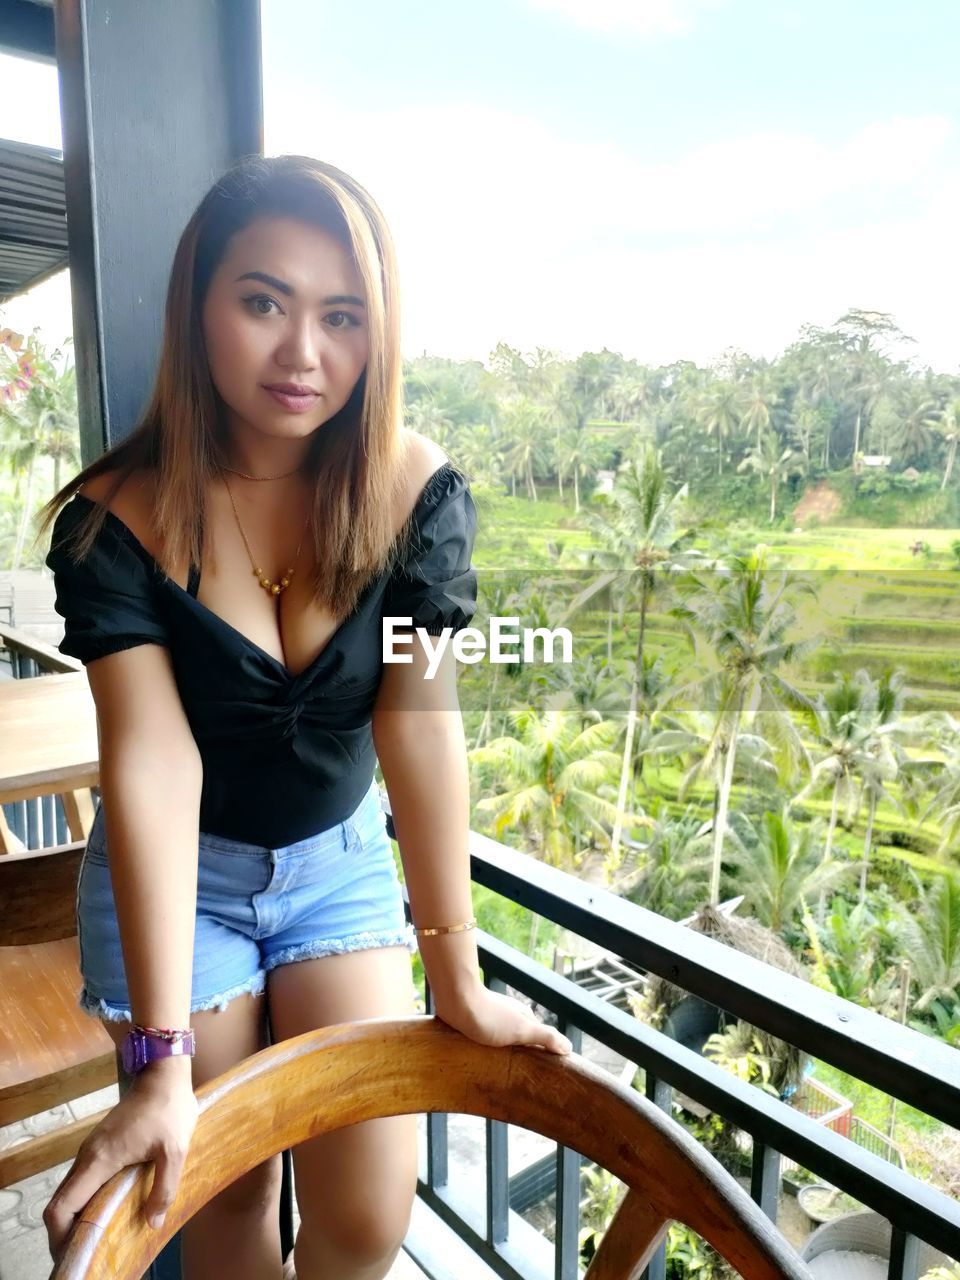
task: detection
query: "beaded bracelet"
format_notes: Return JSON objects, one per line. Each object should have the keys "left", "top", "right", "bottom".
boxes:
{"left": 414, "top": 918, "right": 477, "bottom": 938}
{"left": 132, "top": 1023, "right": 193, "bottom": 1043}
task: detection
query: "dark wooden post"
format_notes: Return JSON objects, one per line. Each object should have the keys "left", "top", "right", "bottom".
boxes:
{"left": 54, "top": 0, "right": 262, "bottom": 461}
{"left": 52, "top": 9, "right": 263, "bottom": 1273}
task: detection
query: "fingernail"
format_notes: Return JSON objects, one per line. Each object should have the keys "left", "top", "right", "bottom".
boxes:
{"left": 148, "top": 1212, "right": 166, "bottom": 1230}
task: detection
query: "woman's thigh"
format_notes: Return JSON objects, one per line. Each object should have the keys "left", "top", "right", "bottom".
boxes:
{"left": 266, "top": 946, "right": 419, "bottom": 1249}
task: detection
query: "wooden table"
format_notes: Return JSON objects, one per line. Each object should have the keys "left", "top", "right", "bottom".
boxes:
{"left": 0, "top": 672, "right": 99, "bottom": 853}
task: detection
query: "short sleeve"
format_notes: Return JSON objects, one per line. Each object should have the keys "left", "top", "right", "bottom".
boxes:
{"left": 384, "top": 462, "right": 478, "bottom": 636}
{"left": 45, "top": 497, "right": 170, "bottom": 665}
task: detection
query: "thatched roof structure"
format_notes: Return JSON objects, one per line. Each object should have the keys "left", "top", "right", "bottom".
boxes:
{"left": 639, "top": 905, "right": 809, "bottom": 1097}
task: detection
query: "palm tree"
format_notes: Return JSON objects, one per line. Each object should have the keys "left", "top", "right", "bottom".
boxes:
{"left": 851, "top": 669, "right": 919, "bottom": 908}
{"left": 933, "top": 396, "right": 960, "bottom": 490}
{"left": 670, "top": 548, "right": 819, "bottom": 906}
{"left": 695, "top": 381, "right": 743, "bottom": 476}
{"left": 924, "top": 711, "right": 960, "bottom": 856}
{"left": 404, "top": 398, "right": 455, "bottom": 450}
{"left": 452, "top": 422, "right": 504, "bottom": 491}
{"left": 831, "top": 310, "right": 910, "bottom": 466}
{"left": 896, "top": 395, "right": 938, "bottom": 466}
{"left": 740, "top": 371, "right": 780, "bottom": 451}
{"left": 561, "top": 447, "right": 695, "bottom": 870}
{"left": 0, "top": 342, "right": 80, "bottom": 569}
{"left": 790, "top": 671, "right": 883, "bottom": 923}
{"left": 736, "top": 427, "right": 806, "bottom": 523}
{"left": 501, "top": 397, "right": 549, "bottom": 500}
{"left": 556, "top": 427, "right": 609, "bottom": 512}
{"left": 468, "top": 702, "right": 641, "bottom": 872}
{"left": 727, "top": 807, "right": 855, "bottom": 935}
{"left": 623, "top": 801, "right": 712, "bottom": 918}
{"left": 898, "top": 871, "right": 960, "bottom": 1017}
{"left": 544, "top": 653, "right": 626, "bottom": 732}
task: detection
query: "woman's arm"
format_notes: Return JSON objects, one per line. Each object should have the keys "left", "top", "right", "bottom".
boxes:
{"left": 372, "top": 641, "right": 570, "bottom": 1054}
{"left": 86, "top": 641, "right": 202, "bottom": 1033}
{"left": 44, "top": 642, "right": 202, "bottom": 1254}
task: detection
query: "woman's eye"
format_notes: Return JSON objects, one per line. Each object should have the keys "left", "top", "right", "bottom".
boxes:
{"left": 243, "top": 293, "right": 281, "bottom": 316}
{"left": 326, "top": 310, "right": 361, "bottom": 329}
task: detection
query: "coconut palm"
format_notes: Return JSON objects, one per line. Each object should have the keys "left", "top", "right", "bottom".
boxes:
{"left": 924, "top": 711, "right": 960, "bottom": 856}
{"left": 451, "top": 422, "right": 504, "bottom": 491}
{"left": 561, "top": 447, "right": 696, "bottom": 870}
{"left": 850, "top": 669, "right": 923, "bottom": 908}
{"left": 501, "top": 397, "right": 550, "bottom": 500}
{"left": 727, "top": 807, "right": 856, "bottom": 935}
{"left": 556, "top": 427, "right": 609, "bottom": 513}
{"left": 740, "top": 371, "right": 780, "bottom": 451}
{"left": 790, "top": 671, "right": 884, "bottom": 923}
{"left": 544, "top": 653, "right": 627, "bottom": 732}
{"left": 645, "top": 703, "right": 778, "bottom": 899}
{"left": 800, "top": 894, "right": 904, "bottom": 1016}
{"left": 670, "top": 548, "right": 820, "bottom": 905}
{"left": 736, "top": 427, "right": 806, "bottom": 524}
{"left": 694, "top": 380, "right": 744, "bottom": 476}
{"left": 468, "top": 702, "right": 643, "bottom": 872}
{"left": 898, "top": 872, "right": 960, "bottom": 1017}
{"left": 933, "top": 396, "right": 960, "bottom": 490}
{"left": 403, "top": 398, "right": 455, "bottom": 450}
{"left": 832, "top": 309, "right": 911, "bottom": 464}
{"left": 0, "top": 341, "right": 80, "bottom": 569}
{"left": 623, "top": 801, "right": 712, "bottom": 918}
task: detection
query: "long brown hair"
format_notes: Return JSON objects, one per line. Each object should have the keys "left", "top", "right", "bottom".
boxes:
{"left": 39, "top": 154, "right": 411, "bottom": 618}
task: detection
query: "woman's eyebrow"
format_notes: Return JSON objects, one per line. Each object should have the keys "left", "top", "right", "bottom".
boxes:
{"left": 234, "top": 271, "right": 365, "bottom": 307}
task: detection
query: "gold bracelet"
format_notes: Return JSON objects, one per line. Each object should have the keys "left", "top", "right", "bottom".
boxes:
{"left": 414, "top": 917, "right": 477, "bottom": 937}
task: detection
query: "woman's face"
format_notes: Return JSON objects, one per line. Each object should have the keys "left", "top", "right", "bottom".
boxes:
{"left": 201, "top": 214, "right": 370, "bottom": 446}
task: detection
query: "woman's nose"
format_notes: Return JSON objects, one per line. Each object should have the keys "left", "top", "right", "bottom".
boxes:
{"left": 276, "top": 319, "right": 321, "bottom": 370}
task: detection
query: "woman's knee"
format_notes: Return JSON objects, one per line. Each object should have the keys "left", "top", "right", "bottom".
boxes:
{"left": 295, "top": 1122, "right": 418, "bottom": 1262}
{"left": 300, "top": 1186, "right": 415, "bottom": 1265}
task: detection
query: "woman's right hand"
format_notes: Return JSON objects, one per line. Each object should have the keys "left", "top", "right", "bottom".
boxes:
{"left": 43, "top": 1058, "right": 198, "bottom": 1263}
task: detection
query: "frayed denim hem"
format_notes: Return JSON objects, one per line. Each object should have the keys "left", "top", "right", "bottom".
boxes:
{"left": 77, "top": 971, "right": 267, "bottom": 1022}
{"left": 264, "top": 924, "right": 419, "bottom": 973}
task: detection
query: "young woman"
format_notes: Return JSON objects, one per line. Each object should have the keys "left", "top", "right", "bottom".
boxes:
{"left": 40, "top": 154, "right": 571, "bottom": 1280}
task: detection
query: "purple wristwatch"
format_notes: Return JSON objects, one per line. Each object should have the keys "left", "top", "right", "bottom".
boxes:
{"left": 121, "top": 1028, "right": 196, "bottom": 1076}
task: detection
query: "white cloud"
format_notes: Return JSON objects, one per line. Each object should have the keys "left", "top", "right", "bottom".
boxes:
{"left": 0, "top": 54, "right": 62, "bottom": 150}
{"left": 264, "top": 95, "right": 957, "bottom": 369}
{"left": 7, "top": 91, "right": 955, "bottom": 377}
{"left": 527, "top": 0, "right": 721, "bottom": 37}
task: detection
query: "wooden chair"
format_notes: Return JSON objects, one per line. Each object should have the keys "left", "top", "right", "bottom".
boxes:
{"left": 0, "top": 840, "right": 117, "bottom": 1190}
{"left": 52, "top": 1017, "right": 814, "bottom": 1280}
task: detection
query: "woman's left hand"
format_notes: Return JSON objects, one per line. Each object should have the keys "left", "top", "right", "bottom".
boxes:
{"left": 434, "top": 984, "right": 573, "bottom": 1055}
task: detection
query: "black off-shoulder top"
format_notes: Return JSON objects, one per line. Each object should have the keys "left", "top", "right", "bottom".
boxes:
{"left": 45, "top": 462, "right": 478, "bottom": 846}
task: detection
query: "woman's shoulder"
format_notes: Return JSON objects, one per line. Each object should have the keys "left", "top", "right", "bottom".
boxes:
{"left": 77, "top": 467, "right": 163, "bottom": 562}
{"left": 394, "top": 429, "right": 468, "bottom": 531}
{"left": 394, "top": 430, "right": 449, "bottom": 525}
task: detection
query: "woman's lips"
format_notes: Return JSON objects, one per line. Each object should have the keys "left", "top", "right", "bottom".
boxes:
{"left": 261, "top": 385, "right": 320, "bottom": 413}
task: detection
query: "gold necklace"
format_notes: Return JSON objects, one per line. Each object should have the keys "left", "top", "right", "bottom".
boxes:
{"left": 221, "top": 463, "right": 303, "bottom": 482}
{"left": 221, "top": 474, "right": 310, "bottom": 597}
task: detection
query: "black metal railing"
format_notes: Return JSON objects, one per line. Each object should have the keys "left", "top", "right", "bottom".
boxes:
{"left": 387, "top": 812, "right": 960, "bottom": 1280}
{"left": 5, "top": 620, "right": 958, "bottom": 1279}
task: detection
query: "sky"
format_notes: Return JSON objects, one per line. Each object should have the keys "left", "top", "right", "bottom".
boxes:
{"left": 4, "top": 0, "right": 960, "bottom": 373}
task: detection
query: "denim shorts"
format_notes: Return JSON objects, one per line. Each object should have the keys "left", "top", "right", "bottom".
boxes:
{"left": 76, "top": 779, "right": 418, "bottom": 1021}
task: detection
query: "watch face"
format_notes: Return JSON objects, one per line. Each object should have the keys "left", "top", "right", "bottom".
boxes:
{"left": 120, "top": 1032, "right": 141, "bottom": 1075}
